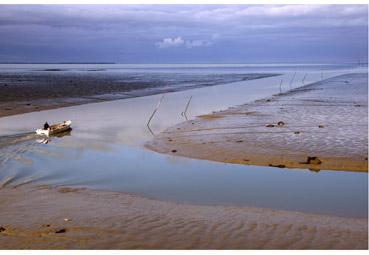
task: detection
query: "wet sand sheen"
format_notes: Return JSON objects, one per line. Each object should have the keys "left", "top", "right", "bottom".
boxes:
{"left": 0, "top": 185, "right": 366, "bottom": 249}
{"left": 146, "top": 73, "right": 368, "bottom": 172}
{"left": 0, "top": 68, "right": 367, "bottom": 249}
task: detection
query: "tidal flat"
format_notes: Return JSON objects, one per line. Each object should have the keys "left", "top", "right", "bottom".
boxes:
{"left": 0, "top": 64, "right": 367, "bottom": 249}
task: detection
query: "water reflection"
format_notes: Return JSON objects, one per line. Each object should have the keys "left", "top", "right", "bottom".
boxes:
{"left": 0, "top": 65, "right": 367, "bottom": 217}
{"left": 37, "top": 129, "right": 73, "bottom": 144}
{"left": 3, "top": 141, "right": 366, "bottom": 217}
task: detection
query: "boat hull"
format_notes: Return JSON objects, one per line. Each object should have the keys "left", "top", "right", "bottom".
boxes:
{"left": 36, "top": 120, "right": 72, "bottom": 136}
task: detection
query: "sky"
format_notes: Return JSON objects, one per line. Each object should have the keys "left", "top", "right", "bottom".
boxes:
{"left": 0, "top": 4, "right": 367, "bottom": 64}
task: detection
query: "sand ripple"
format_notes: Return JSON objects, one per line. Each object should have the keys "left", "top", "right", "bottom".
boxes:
{"left": 0, "top": 186, "right": 366, "bottom": 249}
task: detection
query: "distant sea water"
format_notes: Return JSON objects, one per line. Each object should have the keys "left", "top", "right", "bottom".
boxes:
{"left": 0, "top": 63, "right": 364, "bottom": 76}
{"left": 0, "top": 63, "right": 364, "bottom": 71}
{"left": 0, "top": 63, "right": 365, "bottom": 100}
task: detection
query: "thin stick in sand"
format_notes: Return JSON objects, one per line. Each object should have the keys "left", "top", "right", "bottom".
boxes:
{"left": 147, "top": 94, "right": 165, "bottom": 127}
{"left": 302, "top": 73, "right": 307, "bottom": 85}
{"left": 289, "top": 72, "right": 296, "bottom": 89}
{"left": 181, "top": 95, "right": 193, "bottom": 119}
{"left": 279, "top": 79, "right": 283, "bottom": 93}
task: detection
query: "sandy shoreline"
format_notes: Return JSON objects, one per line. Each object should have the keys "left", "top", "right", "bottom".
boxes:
{"left": 0, "top": 185, "right": 367, "bottom": 249}
{"left": 146, "top": 73, "right": 368, "bottom": 172}
{"left": 0, "top": 72, "right": 367, "bottom": 249}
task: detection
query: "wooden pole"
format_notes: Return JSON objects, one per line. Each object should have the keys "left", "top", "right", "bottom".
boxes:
{"left": 279, "top": 79, "right": 283, "bottom": 94}
{"left": 182, "top": 95, "right": 193, "bottom": 117}
{"left": 302, "top": 73, "right": 307, "bottom": 85}
{"left": 147, "top": 94, "right": 165, "bottom": 127}
{"left": 289, "top": 72, "right": 296, "bottom": 89}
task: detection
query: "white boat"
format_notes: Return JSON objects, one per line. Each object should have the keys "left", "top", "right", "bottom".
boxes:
{"left": 36, "top": 120, "right": 72, "bottom": 136}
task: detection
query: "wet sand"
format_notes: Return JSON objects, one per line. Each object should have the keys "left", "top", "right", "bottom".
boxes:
{"left": 0, "top": 71, "right": 367, "bottom": 249}
{"left": 0, "top": 72, "right": 277, "bottom": 118}
{"left": 146, "top": 73, "right": 368, "bottom": 172}
{"left": 0, "top": 185, "right": 366, "bottom": 249}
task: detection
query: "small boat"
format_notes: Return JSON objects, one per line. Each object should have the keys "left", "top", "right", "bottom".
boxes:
{"left": 36, "top": 120, "right": 72, "bottom": 136}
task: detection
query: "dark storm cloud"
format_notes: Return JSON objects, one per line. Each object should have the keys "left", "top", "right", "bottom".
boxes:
{"left": 0, "top": 5, "right": 367, "bottom": 63}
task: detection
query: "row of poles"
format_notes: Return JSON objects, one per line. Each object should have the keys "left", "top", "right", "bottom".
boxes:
{"left": 147, "top": 69, "right": 326, "bottom": 131}
{"left": 146, "top": 94, "right": 193, "bottom": 130}
{"left": 279, "top": 69, "right": 324, "bottom": 94}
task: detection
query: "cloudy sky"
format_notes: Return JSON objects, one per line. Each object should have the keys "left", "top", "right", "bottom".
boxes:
{"left": 0, "top": 4, "right": 367, "bottom": 63}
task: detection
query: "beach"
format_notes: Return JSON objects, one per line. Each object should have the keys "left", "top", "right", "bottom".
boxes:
{"left": 1, "top": 3, "right": 368, "bottom": 251}
{"left": 0, "top": 185, "right": 367, "bottom": 249}
{"left": 0, "top": 65, "right": 367, "bottom": 249}
{"left": 146, "top": 73, "right": 368, "bottom": 172}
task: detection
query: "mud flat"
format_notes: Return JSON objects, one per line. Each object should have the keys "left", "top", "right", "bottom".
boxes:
{"left": 0, "top": 185, "right": 367, "bottom": 249}
{"left": 0, "top": 72, "right": 277, "bottom": 118}
{"left": 146, "top": 73, "right": 368, "bottom": 172}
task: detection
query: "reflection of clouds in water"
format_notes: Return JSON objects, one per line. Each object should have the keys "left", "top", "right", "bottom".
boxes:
{"left": 0, "top": 146, "right": 46, "bottom": 190}
{"left": 0, "top": 68, "right": 360, "bottom": 170}
{"left": 0, "top": 66, "right": 366, "bottom": 217}
{"left": 55, "top": 137, "right": 115, "bottom": 153}
{"left": 0, "top": 132, "right": 36, "bottom": 148}
{"left": 0, "top": 130, "right": 75, "bottom": 170}
{"left": 0, "top": 126, "right": 121, "bottom": 179}
{"left": 0, "top": 139, "right": 37, "bottom": 167}
{"left": 0, "top": 67, "right": 364, "bottom": 147}
{"left": 165, "top": 153, "right": 199, "bottom": 168}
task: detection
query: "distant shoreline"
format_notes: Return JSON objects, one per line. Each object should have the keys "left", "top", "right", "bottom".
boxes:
{"left": 0, "top": 73, "right": 278, "bottom": 118}
{"left": 0, "top": 62, "right": 116, "bottom": 64}
{"left": 0, "top": 62, "right": 367, "bottom": 65}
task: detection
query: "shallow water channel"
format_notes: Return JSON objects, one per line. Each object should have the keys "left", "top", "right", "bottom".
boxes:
{"left": 0, "top": 64, "right": 367, "bottom": 218}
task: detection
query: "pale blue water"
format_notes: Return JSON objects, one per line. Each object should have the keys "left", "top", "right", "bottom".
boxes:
{"left": 0, "top": 64, "right": 367, "bottom": 218}
{"left": 0, "top": 63, "right": 362, "bottom": 73}
{"left": 2, "top": 141, "right": 367, "bottom": 218}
